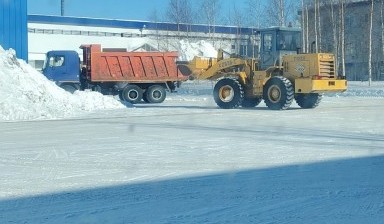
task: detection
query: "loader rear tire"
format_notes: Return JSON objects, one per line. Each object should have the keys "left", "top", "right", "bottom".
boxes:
{"left": 241, "top": 97, "right": 262, "bottom": 108}
{"left": 213, "top": 78, "right": 244, "bottom": 109}
{"left": 295, "top": 93, "right": 322, "bottom": 109}
{"left": 263, "top": 76, "right": 294, "bottom": 110}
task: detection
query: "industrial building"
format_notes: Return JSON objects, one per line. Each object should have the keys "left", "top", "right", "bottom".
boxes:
{"left": 27, "top": 15, "right": 256, "bottom": 70}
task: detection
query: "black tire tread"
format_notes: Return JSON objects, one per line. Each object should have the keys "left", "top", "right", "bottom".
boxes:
{"left": 145, "top": 85, "right": 166, "bottom": 104}
{"left": 213, "top": 78, "right": 244, "bottom": 109}
{"left": 263, "top": 76, "right": 294, "bottom": 110}
{"left": 295, "top": 93, "right": 322, "bottom": 109}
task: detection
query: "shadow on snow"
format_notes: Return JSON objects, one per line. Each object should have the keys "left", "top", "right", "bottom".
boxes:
{"left": 1, "top": 156, "right": 384, "bottom": 224}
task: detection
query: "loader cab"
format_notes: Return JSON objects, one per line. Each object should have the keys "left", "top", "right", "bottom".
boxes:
{"left": 42, "top": 50, "right": 81, "bottom": 83}
{"left": 259, "top": 27, "right": 301, "bottom": 70}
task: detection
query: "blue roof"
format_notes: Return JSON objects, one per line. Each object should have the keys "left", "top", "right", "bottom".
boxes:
{"left": 28, "top": 15, "right": 255, "bottom": 35}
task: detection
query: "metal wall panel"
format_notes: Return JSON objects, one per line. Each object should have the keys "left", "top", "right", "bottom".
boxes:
{"left": 28, "top": 15, "right": 255, "bottom": 36}
{"left": 0, "top": 0, "right": 28, "bottom": 60}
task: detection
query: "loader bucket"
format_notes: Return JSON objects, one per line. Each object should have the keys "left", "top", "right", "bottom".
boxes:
{"left": 176, "top": 62, "right": 193, "bottom": 77}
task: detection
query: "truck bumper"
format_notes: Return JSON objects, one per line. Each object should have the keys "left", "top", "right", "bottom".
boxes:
{"left": 295, "top": 79, "right": 348, "bottom": 93}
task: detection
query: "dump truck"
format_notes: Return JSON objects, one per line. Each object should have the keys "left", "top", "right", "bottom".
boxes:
{"left": 178, "top": 27, "right": 347, "bottom": 110}
{"left": 42, "top": 44, "right": 187, "bottom": 104}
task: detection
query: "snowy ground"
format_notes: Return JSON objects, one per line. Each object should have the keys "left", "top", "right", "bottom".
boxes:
{"left": 1, "top": 82, "right": 384, "bottom": 223}
{"left": 1, "top": 43, "right": 384, "bottom": 223}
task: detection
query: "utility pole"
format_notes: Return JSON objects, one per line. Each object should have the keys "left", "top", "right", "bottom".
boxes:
{"left": 61, "top": 0, "right": 64, "bottom": 16}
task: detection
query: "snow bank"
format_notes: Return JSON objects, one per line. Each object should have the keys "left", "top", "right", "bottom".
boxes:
{"left": 177, "top": 40, "right": 217, "bottom": 61}
{"left": 0, "top": 46, "right": 125, "bottom": 121}
{"left": 333, "top": 82, "right": 384, "bottom": 98}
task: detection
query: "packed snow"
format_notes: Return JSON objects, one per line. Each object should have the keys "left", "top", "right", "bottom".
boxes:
{"left": 1, "top": 44, "right": 384, "bottom": 223}
{"left": 0, "top": 46, "right": 125, "bottom": 121}
{"left": 178, "top": 40, "right": 218, "bottom": 61}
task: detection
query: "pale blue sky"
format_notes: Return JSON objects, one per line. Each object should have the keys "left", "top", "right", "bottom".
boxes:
{"left": 28, "top": 0, "right": 243, "bottom": 21}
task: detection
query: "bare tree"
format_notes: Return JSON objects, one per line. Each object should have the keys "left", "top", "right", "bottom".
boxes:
{"left": 306, "top": 4, "right": 310, "bottom": 52}
{"left": 148, "top": 9, "right": 161, "bottom": 50}
{"left": 381, "top": 0, "right": 384, "bottom": 81}
{"left": 368, "top": 0, "right": 374, "bottom": 86}
{"left": 166, "top": 0, "right": 194, "bottom": 38}
{"left": 339, "top": 0, "right": 346, "bottom": 78}
{"left": 279, "top": 0, "right": 285, "bottom": 26}
{"left": 227, "top": 4, "right": 245, "bottom": 55}
{"left": 314, "top": 0, "right": 319, "bottom": 52}
{"left": 266, "top": 0, "right": 284, "bottom": 26}
{"left": 301, "top": 0, "right": 306, "bottom": 52}
{"left": 245, "top": 0, "right": 263, "bottom": 28}
{"left": 266, "top": 0, "right": 300, "bottom": 27}
{"left": 317, "top": 0, "right": 322, "bottom": 52}
{"left": 329, "top": 0, "right": 339, "bottom": 76}
{"left": 201, "top": 0, "right": 221, "bottom": 42}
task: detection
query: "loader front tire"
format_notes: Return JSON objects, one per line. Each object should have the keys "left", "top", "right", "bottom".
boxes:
{"left": 295, "top": 93, "right": 322, "bottom": 109}
{"left": 213, "top": 78, "right": 244, "bottom": 109}
{"left": 263, "top": 76, "right": 294, "bottom": 110}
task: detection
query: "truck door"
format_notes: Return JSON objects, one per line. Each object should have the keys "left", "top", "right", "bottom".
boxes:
{"left": 43, "top": 53, "right": 66, "bottom": 81}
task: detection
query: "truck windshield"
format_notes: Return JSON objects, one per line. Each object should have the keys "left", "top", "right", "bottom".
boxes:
{"left": 43, "top": 55, "right": 65, "bottom": 70}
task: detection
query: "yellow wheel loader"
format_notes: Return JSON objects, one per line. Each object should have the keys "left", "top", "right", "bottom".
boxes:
{"left": 178, "top": 27, "right": 347, "bottom": 110}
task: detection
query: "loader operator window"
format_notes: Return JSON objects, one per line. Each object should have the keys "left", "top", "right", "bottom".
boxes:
{"left": 48, "top": 56, "right": 65, "bottom": 67}
{"left": 263, "top": 34, "right": 272, "bottom": 52}
{"left": 278, "top": 31, "right": 300, "bottom": 51}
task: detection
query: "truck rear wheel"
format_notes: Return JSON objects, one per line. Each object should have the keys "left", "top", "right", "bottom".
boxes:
{"left": 145, "top": 85, "right": 166, "bottom": 103}
{"left": 213, "top": 78, "right": 244, "bottom": 109}
{"left": 295, "top": 93, "right": 322, "bottom": 109}
{"left": 121, "top": 85, "right": 143, "bottom": 104}
{"left": 263, "top": 76, "right": 294, "bottom": 110}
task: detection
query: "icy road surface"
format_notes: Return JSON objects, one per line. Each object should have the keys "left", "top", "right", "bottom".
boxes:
{"left": 1, "top": 94, "right": 384, "bottom": 223}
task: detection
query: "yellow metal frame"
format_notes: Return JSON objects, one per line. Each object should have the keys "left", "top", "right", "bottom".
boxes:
{"left": 295, "top": 79, "right": 347, "bottom": 93}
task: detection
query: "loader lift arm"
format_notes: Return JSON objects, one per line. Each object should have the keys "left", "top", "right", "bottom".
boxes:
{"left": 177, "top": 50, "right": 255, "bottom": 81}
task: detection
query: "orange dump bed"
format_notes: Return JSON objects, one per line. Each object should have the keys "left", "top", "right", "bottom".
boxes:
{"left": 81, "top": 44, "right": 187, "bottom": 83}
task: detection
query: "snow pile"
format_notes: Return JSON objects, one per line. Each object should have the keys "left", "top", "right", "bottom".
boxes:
{"left": 177, "top": 40, "right": 217, "bottom": 61}
{"left": 0, "top": 46, "right": 125, "bottom": 121}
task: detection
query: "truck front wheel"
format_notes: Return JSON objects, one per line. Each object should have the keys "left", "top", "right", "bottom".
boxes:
{"left": 121, "top": 85, "right": 143, "bottom": 104}
{"left": 145, "top": 85, "right": 166, "bottom": 103}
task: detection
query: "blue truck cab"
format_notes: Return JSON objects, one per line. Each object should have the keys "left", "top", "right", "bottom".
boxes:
{"left": 42, "top": 50, "right": 81, "bottom": 93}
